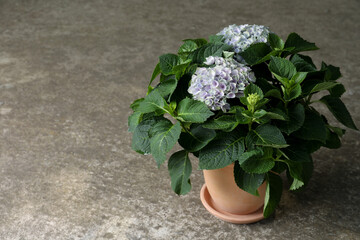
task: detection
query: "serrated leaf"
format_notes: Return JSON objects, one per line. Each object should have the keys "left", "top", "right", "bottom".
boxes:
{"left": 202, "top": 115, "right": 238, "bottom": 132}
{"left": 209, "top": 35, "right": 224, "bottom": 43}
{"left": 264, "top": 89, "right": 282, "bottom": 100}
{"left": 244, "top": 83, "right": 264, "bottom": 99}
{"left": 149, "top": 63, "right": 161, "bottom": 86}
{"left": 268, "top": 33, "right": 284, "bottom": 50}
{"left": 241, "top": 156, "right": 275, "bottom": 174}
{"left": 182, "top": 38, "right": 207, "bottom": 47}
{"left": 329, "top": 84, "right": 346, "bottom": 98}
{"left": 321, "top": 62, "right": 341, "bottom": 81}
{"left": 269, "top": 56, "right": 297, "bottom": 79}
{"left": 284, "top": 32, "right": 319, "bottom": 54}
{"left": 178, "top": 40, "right": 198, "bottom": 58}
{"left": 276, "top": 103, "right": 305, "bottom": 135}
{"left": 235, "top": 109, "right": 252, "bottom": 124}
{"left": 285, "top": 84, "right": 302, "bottom": 101}
{"left": 130, "top": 98, "right": 144, "bottom": 111}
{"left": 281, "top": 145, "right": 312, "bottom": 163}
{"left": 234, "top": 161, "right": 265, "bottom": 196}
{"left": 239, "top": 42, "right": 272, "bottom": 65}
{"left": 188, "top": 43, "right": 232, "bottom": 64}
{"left": 159, "top": 54, "right": 180, "bottom": 75}
{"left": 291, "top": 72, "right": 307, "bottom": 84}
{"left": 280, "top": 158, "right": 304, "bottom": 190}
{"left": 150, "top": 120, "right": 182, "bottom": 167}
{"left": 263, "top": 172, "right": 283, "bottom": 218}
{"left": 294, "top": 109, "right": 327, "bottom": 143}
{"left": 324, "top": 129, "right": 341, "bottom": 149}
{"left": 238, "top": 149, "right": 263, "bottom": 165}
{"left": 128, "top": 111, "right": 142, "bottom": 132}
{"left": 168, "top": 150, "right": 192, "bottom": 195}
{"left": 265, "top": 109, "right": 287, "bottom": 121}
{"left": 131, "top": 118, "right": 161, "bottom": 154}
{"left": 320, "top": 96, "right": 358, "bottom": 130}
{"left": 253, "top": 124, "right": 288, "bottom": 148}
{"left": 178, "top": 125, "right": 216, "bottom": 152}
{"left": 290, "top": 54, "right": 317, "bottom": 72}
{"left": 177, "top": 98, "right": 214, "bottom": 123}
{"left": 137, "top": 90, "right": 167, "bottom": 114}
{"left": 199, "top": 131, "right": 245, "bottom": 169}
{"left": 309, "top": 82, "right": 339, "bottom": 94}
{"left": 154, "top": 77, "right": 177, "bottom": 98}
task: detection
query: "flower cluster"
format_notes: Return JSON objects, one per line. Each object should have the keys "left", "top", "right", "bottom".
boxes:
{"left": 217, "top": 24, "right": 270, "bottom": 62}
{"left": 188, "top": 56, "right": 255, "bottom": 112}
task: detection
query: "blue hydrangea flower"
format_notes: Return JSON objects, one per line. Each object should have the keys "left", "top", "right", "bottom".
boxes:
{"left": 217, "top": 24, "right": 270, "bottom": 63}
{"left": 188, "top": 56, "right": 255, "bottom": 112}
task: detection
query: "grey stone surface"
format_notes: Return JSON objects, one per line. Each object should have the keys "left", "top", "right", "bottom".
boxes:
{"left": 0, "top": 0, "right": 359, "bottom": 239}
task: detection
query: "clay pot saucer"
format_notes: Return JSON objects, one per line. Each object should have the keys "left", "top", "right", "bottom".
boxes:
{"left": 200, "top": 184, "right": 264, "bottom": 224}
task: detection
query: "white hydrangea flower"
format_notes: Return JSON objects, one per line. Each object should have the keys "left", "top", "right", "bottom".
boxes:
{"left": 217, "top": 24, "right": 270, "bottom": 63}
{"left": 188, "top": 56, "right": 256, "bottom": 112}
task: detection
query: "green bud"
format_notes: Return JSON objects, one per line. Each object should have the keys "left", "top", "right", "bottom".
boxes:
{"left": 247, "top": 93, "right": 261, "bottom": 106}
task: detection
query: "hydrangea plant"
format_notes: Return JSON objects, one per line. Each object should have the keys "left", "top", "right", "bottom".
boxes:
{"left": 128, "top": 24, "right": 358, "bottom": 218}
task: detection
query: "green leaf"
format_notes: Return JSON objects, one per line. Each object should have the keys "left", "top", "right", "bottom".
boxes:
{"left": 209, "top": 35, "right": 224, "bottom": 43}
{"left": 276, "top": 103, "right": 305, "bottom": 135}
{"left": 176, "top": 98, "right": 214, "bottom": 123}
{"left": 284, "top": 84, "right": 302, "bottom": 101}
{"left": 319, "top": 96, "right": 358, "bottom": 130}
{"left": 178, "top": 40, "right": 198, "bottom": 58}
{"left": 199, "top": 131, "right": 245, "bottom": 169}
{"left": 309, "top": 82, "right": 339, "bottom": 94}
{"left": 183, "top": 38, "right": 207, "bottom": 47}
{"left": 268, "top": 33, "right": 284, "bottom": 50}
{"left": 168, "top": 150, "right": 192, "bottom": 195}
{"left": 238, "top": 149, "right": 263, "bottom": 165}
{"left": 324, "top": 129, "right": 341, "bottom": 149}
{"left": 239, "top": 43, "right": 272, "bottom": 65}
{"left": 290, "top": 54, "right": 317, "bottom": 72}
{"left": 253, "top": 124, "right": 288, "bottom": 148}
{"left": 284, "top": 32, "right": 319, "bottom": 54}
{"left": 188, "top": 43, "right": 232, "bottom": 64}
{"left": 263, "top": 172, "right": 283, "bottom": 218}
{"left": 241, "top": 156, "right": 275, "bottom": 174}
{"left": 235, "top": 109, "right": 252, "bottom": 124}
{"left": 131, "top": 117, "right": 161, "bottom": 154}
{"left": 265, "top": 109, "right": 287, "bottom": 121}
{"left": 202, "top": 115, "right": 238, "bottom": 132}
{"left": 128, "top": 111, "right": 142, "bottom": 132}
{"left": 280, "top": 159, "right": 304, "bottom": 190}
{"left": 155, "top": 77, "right": 177, "bottom": 98}
{"left": 159, "top": 54, "right": 180, "bottom": 75}
{"left": 294, "top": 109, "right": 327, "bottom": 143}
{"left": 149, "top": 63, "right": 161, "bottom": 86}
{"left": 150, "top": 120, "right": 182, "bottom": 167}
{"left": 137, "top": 90, "right": 167, "bottom": 114}
{"left": 244, "top": 83, "right": 264, "bottom": 99}
{"left": 130, "top": 98, "right": 144, "bottom": 111}
{"left": 173, "top": 61, "right": 191, "bottom": 80}
{"left": 178, "top": 125, "right": 216, "bottom": 152}
{"left": 269, "top": 56, "right": 297, "bottom": 79}
{"left": 264, "top": 89, "right": 282, "bottom": 100}
{"left": 234, "top": 161, "right": 265, "bottom": 196}
{"left": 281, "top": 145, "right": 312, "bottom": 163}
{"left": 321, "top": 62, "right": 341, "bottom": 81}
{"left": 329, "top": 84, "right": 346, "bottom": 98}
{"left": 328, "top": 125, "right": 345, "bottom": 137}
{"left": 291, "top": 72, "right": 307, "bottom": 84}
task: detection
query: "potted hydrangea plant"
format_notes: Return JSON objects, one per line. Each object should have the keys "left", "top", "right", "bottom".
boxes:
{"left": 128, "top": 24, "right": 358, "bottom": 223}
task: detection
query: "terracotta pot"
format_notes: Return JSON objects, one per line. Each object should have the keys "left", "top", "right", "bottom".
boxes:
{"left": 200, "top": 163, "right": 266, "bottom": 223}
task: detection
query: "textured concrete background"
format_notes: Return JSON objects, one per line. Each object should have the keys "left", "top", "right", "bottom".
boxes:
{"left": 0, "top": 0, "right": 359, "bottom": 239}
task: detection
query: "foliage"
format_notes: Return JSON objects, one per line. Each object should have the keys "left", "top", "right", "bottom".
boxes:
{"left": 128, "top": 25, "right": 357, "bottom": 218}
